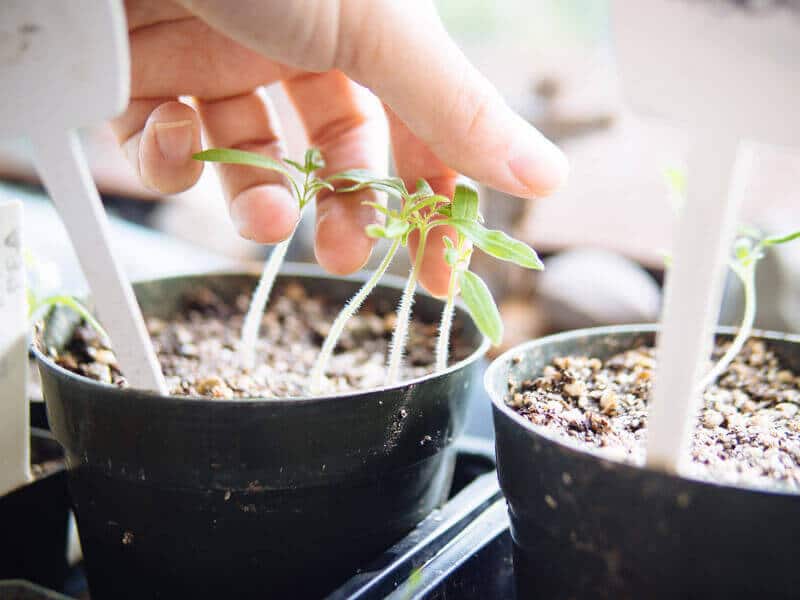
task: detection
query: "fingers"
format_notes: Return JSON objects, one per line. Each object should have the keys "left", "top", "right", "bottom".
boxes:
{"left": 176, "top": 0, "right": 566, "bottom": 198}
{"left": 129, "top": 15, "right": 289, "bottom": 100}
{"left": 388, "top": 110, "right": 458, "bottom": 297}
{"left": 110, "top": 99, "right": 203, "bottom": 194}
{"left": 283, "top": 71, "right": 388, "bottom": 274}
{"left": 196, "top": 91, "right": 298, "bottom": 244}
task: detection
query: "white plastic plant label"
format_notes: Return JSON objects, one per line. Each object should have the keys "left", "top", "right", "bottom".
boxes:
{"left": 0, "top": 199, "right": 30, "bottom": 497}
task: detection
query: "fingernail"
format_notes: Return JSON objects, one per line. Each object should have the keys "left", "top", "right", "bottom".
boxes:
{"left": 154, "top": 120, "right": 193, "bottom": 162}
{"left": 508, "top": 132, "right": 569, "bottom": 196}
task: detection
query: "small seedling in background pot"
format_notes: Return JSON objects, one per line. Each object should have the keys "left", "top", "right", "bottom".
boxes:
{"left": 694, "top": 228, "right": 800, "bottom": 392}
{"left": 662, "top": 166, "right": 800, "bottom": 391}
{"left": 434, "top": 183, "right": 543, "bottom": 370}
{"left": 309, "top": 173, "right": 449, "bottom": 392}
{"left": 193, "top": 148, "right": 333, "bottom": 370}
{"left": 25, "top": 250, "right": 108, "bottom": 341}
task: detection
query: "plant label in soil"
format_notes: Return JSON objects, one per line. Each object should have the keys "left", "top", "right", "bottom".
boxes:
{"left": 0, "top": 200, "right": 30, "bottom": 497}
{"left": 0, "top": 0, "right": 167, "bottom": 393}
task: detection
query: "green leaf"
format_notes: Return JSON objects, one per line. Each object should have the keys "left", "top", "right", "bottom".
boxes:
{"left": 734, "top": 237, "right": 753, "bottom": 261}
{"left": 327, "top": 170, "right": 408, "bottom": 197}
{"left": 26, "top": 289, "right": 38, "bottom": 316}
{"left": 362, "top": 201, "right": 392, "bottom": 216}
{"left": 194, "top": 148, "right": 291, "bottom": 177}
{"left": 365, "top": 224, "right": 388, "bottom": 239}
{"left": 663, "top": 166, "right": 686, "bottom": 196}
{"left": 458, "top": 270, "right": 503, "bottom": 345}
{"left": 193, "top": 148, "right": 300, "bottom": 199}
{"left": 762, "top": 230, "right": 800, "bottom": 247}
{"left": 452, "top": 183, "right": 479, "bottom": 221}
{"left": 304, "top": 148, "right": 325, "bottom": 172}
{"left": 405, "top": 194, "right": 449, "bottom": 217}
{"left": 365, "top": 217, "right": 409, "bottom": 240}
{"left": 384, "top": 217, "right": 411, "bottom": 239}
{"left": 415, "top": 178, "right": 434, "bottom": 197}
{"left": 447, "top": 219, "right": 543, "bottom": 270}
{"left": 306, "top": 179, "right": 335, "bottom": 195}
{"left": 444, "top": 248, "right": 459, "bottom": 266}
{"left": 283, "top": 158, "right": 305, "bottom": 171}
{"left": 36, "top": 295, "right": 109, "bottom": 341}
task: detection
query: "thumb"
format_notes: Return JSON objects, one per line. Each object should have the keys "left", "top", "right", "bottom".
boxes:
{"left": 341, "top": 1, "right": 568, "bottom": 198}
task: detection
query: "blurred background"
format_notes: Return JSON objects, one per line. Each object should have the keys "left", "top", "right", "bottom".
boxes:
{"left": 2, "top": 0, "right": 799, "bottom": 355}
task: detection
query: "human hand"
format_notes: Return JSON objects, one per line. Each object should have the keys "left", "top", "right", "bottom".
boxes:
{"left": 113, "top": 0, "right": 567, "bottom": 295}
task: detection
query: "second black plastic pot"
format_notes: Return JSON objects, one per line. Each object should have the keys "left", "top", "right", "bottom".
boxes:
{"left": 35, "top": 268, "right": 488, "bottom": 599}
{"left": 486, "top": 325, "right": 800, "bottom": 600}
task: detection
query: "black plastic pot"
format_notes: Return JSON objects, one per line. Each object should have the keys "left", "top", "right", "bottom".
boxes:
{"left": 0, "top": 429, "right": 70, "bottom": 591}
{"left": 34, "top": 268, "right": 488, "bottom": 599}
{"left": 0, "top": 579, "right": 71, "bottom": 600}
{"left": 486, "top": 325, "right": 800, "bottom": 600}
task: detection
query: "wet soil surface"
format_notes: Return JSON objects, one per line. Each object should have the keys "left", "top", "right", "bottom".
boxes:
{"left": 507, "top": 339, "right": 800, "bottom": 491}
{"left": 45, "top": 282, "right": 472, "bottom": 399}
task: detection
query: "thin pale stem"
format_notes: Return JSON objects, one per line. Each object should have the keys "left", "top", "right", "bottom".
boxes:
{"left": 435, "top": 267, "right": 458, "bottom": 372}
{"left": 387, "top": 229, "right": 428, "bottom": 384}
{"left": 239, "top": 236, "right": 291, "bottom": 370}
{"left": 309, "top": 238, "right": 402, "bottom": 395}
{"left": 695, "top": 262, "right": 756, "bottom": 393}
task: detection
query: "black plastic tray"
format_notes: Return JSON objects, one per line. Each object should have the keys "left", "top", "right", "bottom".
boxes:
{"left": 329, "top": 437, "right": 515, "bottom": 599}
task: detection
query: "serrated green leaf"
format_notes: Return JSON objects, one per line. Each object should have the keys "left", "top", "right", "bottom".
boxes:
{"left": 762, "top": 230, "right": 800, "bottom": 247}
{"left": 304, "top": 148, "right": 325, "bottom": 172}
{"left": 447, "top": 219, "right": 543, "bottom": 270}
{"left": 415, "top": 178, "right": 434, "bottom": 197}
{"left": 405, "top": 194, "right": 449, "bottom": 217}
{"left": 458, "top": 270, "right": 503, "bottom": 345}
{"left": 452, "top": 183, "right": 479, "bottom": 221}
{"left": 327, "top": 170, "right": 408, "bottom": 197}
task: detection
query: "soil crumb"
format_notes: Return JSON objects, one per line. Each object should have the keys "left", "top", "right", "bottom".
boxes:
{"left": 506, "top": 338, "right": 800, "bottom": 491}
{"left": 47, "top": 282, "right": 472, "bottom": 399}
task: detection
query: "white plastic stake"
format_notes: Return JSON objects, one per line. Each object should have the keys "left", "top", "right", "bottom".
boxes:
{"left": 646, "top": 137, "right": 750, "bottom": 473}
{"left": 0, "top": 200, "right": 31, "bottom": 496}
{"left": 32, "top": 132, "right": 168, "bottom": 393}
{"left": 0, "top": 0, "right": 167, "bottom": 393}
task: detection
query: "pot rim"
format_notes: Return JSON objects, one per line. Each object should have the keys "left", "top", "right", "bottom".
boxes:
{"left": 485, "top": 323, "right": 800, "bottom": 497}
{"left": 33, "top": 264, "right": 491, "bottom": 404}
